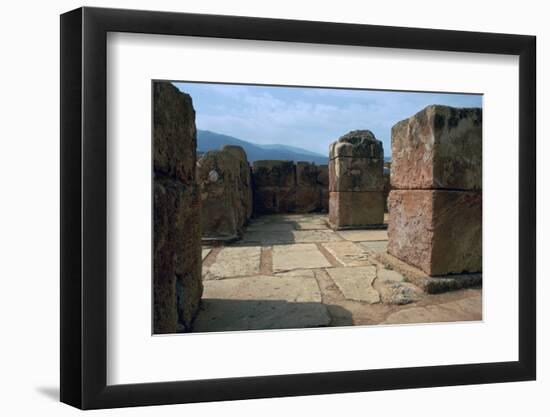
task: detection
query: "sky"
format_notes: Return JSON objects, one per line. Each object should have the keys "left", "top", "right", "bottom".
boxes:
{"left": 174, "top": 82, "right": 482, "bottom": 157}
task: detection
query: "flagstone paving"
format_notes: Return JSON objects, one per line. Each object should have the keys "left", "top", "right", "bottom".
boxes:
{"left": 195, "top": 213, "right": 482, "bottom": 332}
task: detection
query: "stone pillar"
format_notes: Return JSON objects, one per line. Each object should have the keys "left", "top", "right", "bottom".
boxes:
{"left": 252, "top": 160, "right": 297, "bottom": 214}
{"left": 387, "top": 105, "right": 482, "bottom": 276}
{"left": 153, "top": 82, "right": 202, "bottom": 334}
{"left": 197, "top": 145, "right": 252, "bottom": 241}
{"left": 328, "top": 130, "right": 385, "bottom": 229}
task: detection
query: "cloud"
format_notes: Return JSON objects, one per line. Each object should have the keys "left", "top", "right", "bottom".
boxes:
{"left": 173, "top": 82, "right": 482, "bottom": 156}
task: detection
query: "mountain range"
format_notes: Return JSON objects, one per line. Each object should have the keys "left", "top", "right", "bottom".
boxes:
{"left": 197, "top": 130, "right": 391, "bottom": 164}
{"left": 197, "top": 130, "right": 329, "bottom": 165}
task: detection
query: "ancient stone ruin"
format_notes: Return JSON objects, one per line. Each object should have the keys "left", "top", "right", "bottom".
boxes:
{"left": 252, "top": 160, "right": 329, "bottom": 214}
{"left": 197, "top": 145, "right": 253, "bottom": 242}
{"left": 328, "top": 130, "right": 385, "bottom": 229}
{"left": 387, "top": 105, "right": 482, "bottom": 276}
{"left": 153, "top": 82, "right": 203, "bottom": 334}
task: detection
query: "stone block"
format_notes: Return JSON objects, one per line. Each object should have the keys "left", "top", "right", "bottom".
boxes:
{"left": 153, "top": 179, "right": 202, "bottom": 334}
{"left": 198, "top": 145, "right": 252, "bottom": 239}
{"left": 252, "top": 160, "right": 296, "bottom": 188}
{"left": 328, "top": 191, "right": 385, "bottom": 228}
{"left": 153, "top": 82, "right": 202, "bottom": 334}
{"left": 329, "top": 156, "right": 383, "bottom": 192}
{"left": 391, "top": 105, "right": 482, "bottom": 190}
{"left": 387, "top": 189, "right": 482, "bottom": 276}
{"left": 316, "top": 164, "right": 329, "bottom": 187}
{"left": 153, "top": 82, "right": 197, "bottom": 184}
{"left": 295, "top": 186, "right": 321, "bottom": 213}
{"left": 253, "top": 186, "right": 297, "bottom": 214}
{"left": 329, "top": 130, "right": 384, "bottom": 159}
{"left": 296, "top": 161, "right": 319, "bottom": 187}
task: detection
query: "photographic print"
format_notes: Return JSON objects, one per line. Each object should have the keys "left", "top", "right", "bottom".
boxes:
{"left": 153, "top": 81, "right": 482, "bottom": 334}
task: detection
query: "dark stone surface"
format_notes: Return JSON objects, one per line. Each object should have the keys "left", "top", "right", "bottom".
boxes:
{"left": 153, "top": 82, "right": 202, "bottom": 334}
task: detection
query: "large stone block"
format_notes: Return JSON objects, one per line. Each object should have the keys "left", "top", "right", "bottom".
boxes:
{"left": 391, "top": 105, "right": 482, "bottom": 190}
{"left": 198, "top": 149, "right": 241, "bottom": 239}
{"left": 296, "top": 161, "right": 319, "bottom": 187}
{"left": 295, "top": 186, "right": 321, "bottom": 213}
{"left": 153, "top": 82, "right": 197, "bottom": 184}
{"left": 329, "top": 130, "right": 384, "bottom": 159}
{"left": 252, "top": 160, "right": 296, "bottom": 188}
{"left": 329, "top": 191, "right": 385, "bottom": 228}
{"left": 329, "top": 157, "right": 383, "bottom": 192}
{"left": 222, "top": 145, "right": 253, "bottom": 221}
{"left": 253, "top": 186, "right": 297, "bottom": 214}
{"left": 153, "top": 82, "right": 202, "bottom": 334}
{"left": 317, "top": 164, "right": 329, "bottom": 187}
{"left": 387, "top": 189, "right": 482, "bottom": 276}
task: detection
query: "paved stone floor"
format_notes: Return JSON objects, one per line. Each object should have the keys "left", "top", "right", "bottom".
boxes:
{"left": 194, "top": 213, "right": 482, "bottom": 332}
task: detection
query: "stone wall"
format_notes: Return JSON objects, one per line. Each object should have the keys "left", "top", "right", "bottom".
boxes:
{"left": 153, "top": 82, "right": 203, "bottom": 334}
{"left": 328, "top": 130, "right": 385, "bottom": 229}
{"left": 197, "top": 145, "right": 252, "bottom": 240}
{"left": 252, "top": 160, "right": 328, "bottom": 214}
{"left": 387, "top": 105, "right": 482, "bottom": 276}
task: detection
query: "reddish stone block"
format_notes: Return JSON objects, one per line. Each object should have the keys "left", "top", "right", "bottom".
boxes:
{"left": 387, "top": 189, "right": 482, "bottom": 276}
{"left": 391, "top": 105, "right": 482, "bottom": 191}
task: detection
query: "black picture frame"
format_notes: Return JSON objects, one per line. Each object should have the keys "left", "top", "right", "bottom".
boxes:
{"left": 60, "top": 6, "right": 536, "bottom": 410}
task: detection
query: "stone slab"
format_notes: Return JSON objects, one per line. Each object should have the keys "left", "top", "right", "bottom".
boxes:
{"left": 381, "top": 292, "right": 482, "bottom": 324}
{"left": 291, "top": 230, "right": 343, "bottom": 243}
{"left": 391, "top": 105, "right": 482, "bottom": 190}
{"left": 375, "top": 250, "right": 482, "bottom": 294}
{"left": 359, "top": 240, "right": 388, "bottom": 253}
{"left": 337, "top": 229, "right": 388, "bottom": 242}
{"left": 387, "top": 189, "right": 482, "bottom": 275}
{"left": 326, "top": 266, "right": 380, "bottom": 303}
{"left": 321, "top": 241, "right": 373, "bottom": 266}
{"left": 274, "top": 269, "right": 317, "bottom": 278}
{"left": 201, "top": 248, "right": 212, "bottom": 260}
{"left": 193, "top": 275, "right": 331, "bottom": 331}
{"left": 272, "top": 243, "right": 332, "bottom": 271}
{"left": 204, "top": 246, "right": 261, "bottom": 279}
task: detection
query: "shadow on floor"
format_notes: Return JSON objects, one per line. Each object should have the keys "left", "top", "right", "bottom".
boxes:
{"left": 192, "top": 298, "right": 353, "bottom": 333}
{"left": 35, "top": 386, "right": 59, "bottom": 401}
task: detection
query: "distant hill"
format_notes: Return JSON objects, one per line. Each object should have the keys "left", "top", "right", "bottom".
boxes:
{"left": 197, "top": 130, "right": 329, "bottom": 165}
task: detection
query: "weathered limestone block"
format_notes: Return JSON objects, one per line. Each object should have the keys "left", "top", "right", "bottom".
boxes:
{"left": 222, "top": 145, "right": 253, "bottom": 221}
{"left": 253, "top": 186, "right": 297, "bottom": 213}
{"left": 296, "top": 161, "right": 319, "bottom": 187}
{"left": 153, "top": 82, "right": 202, "bottom": 334}
{"left": 329, "top": 130, "right": 384, "bottom": 160}
{"left": 329, "top": 156, "right": 384, "bottom": 192}
{"left": 387, "top": 190, "right": 482, "bottom": 276}
{"left": 391, "top": 105, "right": 482, "bottom": 190}
{"left": 329, "top": 191, "right": 385, "bottom": 228}
{"left": 317, "top": 164, "right": 329, "bottom": 187}
{"left": 328, "top": 130, "right": 385, "bottom": 228}
{"left": 252, "top": 160, "right": 296, "bottom": 187}
{"left": 317, "top": 165, "right": 329, "bottom": 212}
{"left": 253, "top": 160, "right": 296, "bottom": 214}
{"left": 296, "top": 187, "right": 321, "bottom": 212}
{"left": 198, "top": 147, "right": 250, "bottom": 239}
